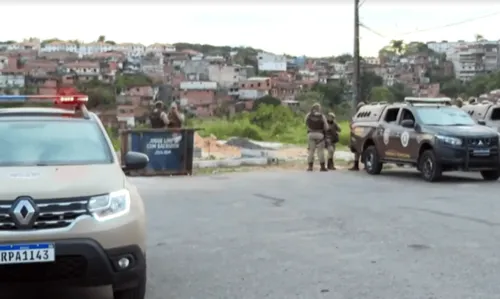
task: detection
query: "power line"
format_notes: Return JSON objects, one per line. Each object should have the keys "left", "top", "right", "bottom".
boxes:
{"left": 359, "top": 0, "right": 366, "bottom": 8}
{"left": 399, "top": 11, "right": 500, "bottom": 36}
{"left": 359, "top": 11, "right": 500, "bottom": 40}
{"left": 359, "top": 23, "right": 387, "bottom": 39}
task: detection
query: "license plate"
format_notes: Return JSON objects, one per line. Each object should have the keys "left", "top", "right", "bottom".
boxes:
{"left": 0, "top": 243, "right": 55, "bottom": 264}
{"left": 473, "top": 149, "right": 490, "bottom": 156}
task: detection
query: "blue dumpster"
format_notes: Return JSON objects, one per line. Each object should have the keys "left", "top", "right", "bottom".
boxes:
{"left": 120, "top": 128, "right": 197, "bottom": 176}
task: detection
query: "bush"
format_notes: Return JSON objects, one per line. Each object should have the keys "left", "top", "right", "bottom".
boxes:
{"left": 193, "top": 105, "right": 352, "bottom": 147}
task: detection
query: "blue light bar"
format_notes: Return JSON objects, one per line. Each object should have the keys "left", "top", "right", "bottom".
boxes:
{"left": 0, "top": 95, "right": 29, "bottom": 103}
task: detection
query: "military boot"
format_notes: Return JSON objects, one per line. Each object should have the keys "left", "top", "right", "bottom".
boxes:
{"left": 320, "top": 162, "right": 328, "bottom": 172}
{"left": 327, "top": 159, "right": 334, "bottom": 170}
{"left": 348, "top": 161, "right": 359, "bottom": 171}
{"left": 307, "top": 162, "right": 313, "bottom": 171}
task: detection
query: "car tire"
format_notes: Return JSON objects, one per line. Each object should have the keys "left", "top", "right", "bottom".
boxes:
{"left": 363, "top": 145, "right": 383, "bottom": 175}
{"left": 113, "top": 271, "right": 147, "bottom": 299}
{"left": 419, "top": 150, "right": 442, "bottom": 182}
{"left": 480, "top": 170, "right": 500, "bottom": 181}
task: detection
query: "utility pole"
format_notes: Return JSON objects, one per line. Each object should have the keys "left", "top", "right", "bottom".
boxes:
{"left": 352, "top": 0, "right": 361, "bottom": 115}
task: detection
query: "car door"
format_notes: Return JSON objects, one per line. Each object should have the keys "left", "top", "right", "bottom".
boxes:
{"left": 376, "top": 107, "right": 400, "bottom": 160}
{"left": 395, "top": 108, "right": 418, "bottom": 161}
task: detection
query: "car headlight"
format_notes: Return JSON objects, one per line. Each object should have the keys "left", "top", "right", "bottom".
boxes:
{"left": 88, "top": 189, "right": 131, "bottom": 222}
{"left": 436, "top": 135, "right": 462, "bottom": 146}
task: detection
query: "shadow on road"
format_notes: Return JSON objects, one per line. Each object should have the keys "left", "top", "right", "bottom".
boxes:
{"left": 378, "top": 169, "right": 488, "bottom": 184}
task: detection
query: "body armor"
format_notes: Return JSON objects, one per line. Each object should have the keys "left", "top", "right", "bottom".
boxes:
{"left": 167, "top": 111, "right": 181, "bottom": 128}
{"left": 326, "top": 124, "right": 339, "bottom": 144}
{"left": 306, "top": 113, "right": 325, "bottom": 132}
{"left": 150, "top": 109, "right": 165, "bottom": 128}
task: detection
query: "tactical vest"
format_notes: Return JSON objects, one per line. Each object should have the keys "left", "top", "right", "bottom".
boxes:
{"left": 326, "top": 122, "right": 339, "bottom": 143}
{"left": 150, "top": 109, "right": 165, "bottom": 129}
{"left": 167, "top": 112, "right": 181, "bottom": 129}
{"left": 306, "top": 113, "right": 325, "bottom": 132}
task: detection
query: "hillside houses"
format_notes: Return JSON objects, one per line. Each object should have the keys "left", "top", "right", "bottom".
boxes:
{"left": 0, "top": 38, "right": 485, "bottom": 127}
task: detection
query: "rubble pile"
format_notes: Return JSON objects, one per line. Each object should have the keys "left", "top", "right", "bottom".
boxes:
{"left": 194, "top": 133, "right": 241, "bottom": 158}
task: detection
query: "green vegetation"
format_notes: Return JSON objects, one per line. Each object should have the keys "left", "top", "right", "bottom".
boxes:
{"left": 191, "top": 102, "right": 351, "bottom": 146}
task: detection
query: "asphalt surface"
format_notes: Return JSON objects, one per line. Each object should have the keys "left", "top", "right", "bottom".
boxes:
{"left": 5, "top": 168, "right": 500, "bottom": 299}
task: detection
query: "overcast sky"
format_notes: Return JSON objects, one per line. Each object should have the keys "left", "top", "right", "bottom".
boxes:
{"left": 3, "top": 3, "right": 500, "bottom": 57}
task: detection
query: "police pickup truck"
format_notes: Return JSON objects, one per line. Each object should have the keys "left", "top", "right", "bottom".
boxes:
{"left": 350, "top": 97, "right": 500, "bottom": 182}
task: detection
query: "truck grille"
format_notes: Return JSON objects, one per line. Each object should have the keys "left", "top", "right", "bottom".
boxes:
{"left": 467, "top": 137, "right": 498, "bottom": 147}
{"left": 0, "top": 197, "right": 90, "bottom": 230}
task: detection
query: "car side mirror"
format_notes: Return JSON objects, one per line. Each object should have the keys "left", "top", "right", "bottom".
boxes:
{"left": 401, "top": 119, "right": 415, "bottom": 128}
{"left": 477, "top": 120, "right": 486, "bottom": 125}
{"left": 122, "top": 151, "right": 149, "bottom": 171}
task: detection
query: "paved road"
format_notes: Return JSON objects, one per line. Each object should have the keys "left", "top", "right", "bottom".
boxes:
{"left": 6, "top": 169, "right": 500, "bottom": 299}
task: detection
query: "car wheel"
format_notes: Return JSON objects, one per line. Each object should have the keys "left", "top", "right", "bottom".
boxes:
{"left": 113, "top": 271, "right": 146, "bottom": 299}
{"left": 363, "top": 145, "right": 383, "bottom": 175}
{"left": 419, "top": 150, "right": 442, "bottom": 182}
{"left": 480, "top": 170, "right": 500, "bottom": 181}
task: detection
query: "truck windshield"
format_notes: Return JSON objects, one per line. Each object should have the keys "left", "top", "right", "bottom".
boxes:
{"left": 415, "top": 107, "right": 476, "bottom": 126}
{"left": 0, "top": 119, "right": 113, "bottom": 166}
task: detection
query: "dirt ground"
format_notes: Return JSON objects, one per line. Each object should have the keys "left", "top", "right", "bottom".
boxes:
{"left": 194, "top": 133, "right": 309, "bottom": 159}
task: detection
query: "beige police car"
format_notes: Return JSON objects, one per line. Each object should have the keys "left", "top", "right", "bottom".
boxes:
{"left": 0, "top": 95, "right": 149, "bottom": 299}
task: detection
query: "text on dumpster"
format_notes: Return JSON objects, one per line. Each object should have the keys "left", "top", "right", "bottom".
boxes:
{"left": 146, "top": 134, "right": 182, "bottom": 155}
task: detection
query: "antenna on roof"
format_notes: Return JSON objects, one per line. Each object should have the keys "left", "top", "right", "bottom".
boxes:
{"left": 404, "top": 97, "right": 451, "bottom": 106}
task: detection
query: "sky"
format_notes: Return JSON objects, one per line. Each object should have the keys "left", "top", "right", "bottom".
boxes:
{"left": 3, "top": 2, "right": 500, "bottom": 57}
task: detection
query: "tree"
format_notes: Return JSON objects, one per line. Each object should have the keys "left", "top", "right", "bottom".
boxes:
{"left": 360, "top": 71, "right": 384, "bottom": 102}
{"left": 369, "top": 86, "right": 394, "bottom": 103}
{"left": 311, "top": 82, "right": 346, "bottom": 108}
{"left": 390, "top": 40, "right": 406, "bottom": 55}
{"left": 440, "top": 79, "right": 464, "bottom": 98}
{"left": 252, "top": 95, "right": 281, "bottom": 110}
{"left": 114, "top": 74, "right": 153, "bottom": 93}
{"left": 295, "top": 91, "right": 324, "bottom": 112}
{"left": 388, "top": 83, "right": 412, "bottom": 102}
{"left": 105, "top": 40, "right": 116, "bottom": 45}
{"left": 334, "top": 53, "right": 353, "bottom": 63}
{"left": 97, "top": 35, "right": 106, "bottom": 42}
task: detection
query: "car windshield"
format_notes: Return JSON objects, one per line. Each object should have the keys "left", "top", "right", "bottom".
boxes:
{"left": 0, "top": 119, "right": 113, "bottom": 166}
{"left": 415, "top": 107, "right": 476, "bottom": 126}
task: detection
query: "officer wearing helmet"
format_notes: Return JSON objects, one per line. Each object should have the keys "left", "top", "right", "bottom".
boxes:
{"left": 325, "top": 112, "right": 341, "bottom": 170}
{"left": 149, "top": 101, "right": 185, "bottom": 129}
{"left": 348, "top": 101, "right": 366, "bottom": 171}
{"left": 305, "top": 103, "right": 329, "bottom": 171}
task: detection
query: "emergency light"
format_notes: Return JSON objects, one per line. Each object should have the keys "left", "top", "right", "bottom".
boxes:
{"left": 0, "top": 93, "right": 91, "bottom": 118}
{"left": 404, "top": 97, "right": 452, "bottom": 105}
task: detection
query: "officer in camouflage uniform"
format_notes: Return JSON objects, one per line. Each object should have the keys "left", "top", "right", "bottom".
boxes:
{"left": 455, "top": 97, "right": 463, "bottom": 108}
{"left": 325, "top": 112, "right": 341, "bottom": 170}
{"left": 305, "top": 103, "right": 329, "bottom": 171}
{"left": 348, "top": 101, "right": 366, "bottom": 171}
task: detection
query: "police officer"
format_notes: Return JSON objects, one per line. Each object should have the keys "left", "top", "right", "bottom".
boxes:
{"left": 305, "top": 103, "right": 329, "bottom": 171}
{"left": 149, "top": 101, "right": 185, "bottom": 129}
{"left": 348, "top": 101, "right": 366, "bottom": 171}
{"left": 325, "top": 112, "right": 341, "bottom": 170}
{"left": 149, "top": 101, "right": 167, "bottom": 128}
{"left": 455, "top": 97, "right": 463, "bottom": 108}
{"left": 165, "top": 102, "right": 185, "bottom": 129}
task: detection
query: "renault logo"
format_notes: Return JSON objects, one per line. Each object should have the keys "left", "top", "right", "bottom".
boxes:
{"left": 9, "top": 197, "right": 38, "bottom": 228}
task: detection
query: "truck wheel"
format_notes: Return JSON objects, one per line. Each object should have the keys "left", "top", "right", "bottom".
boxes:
{"left": 363, "top": 145, "right": 383, "bottom": 175}
{"left": 480, "top": 170, "right": 500, "bottom": 181}
{"left": 418, "top": 150, "right": 442, "bottom": 182}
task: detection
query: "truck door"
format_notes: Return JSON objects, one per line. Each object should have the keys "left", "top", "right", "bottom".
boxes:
{"left": 395, "top": 108, "right": 418, "bottom": 161}
{"left": 376, "top": 107, "right": 400, "bottom": 160}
